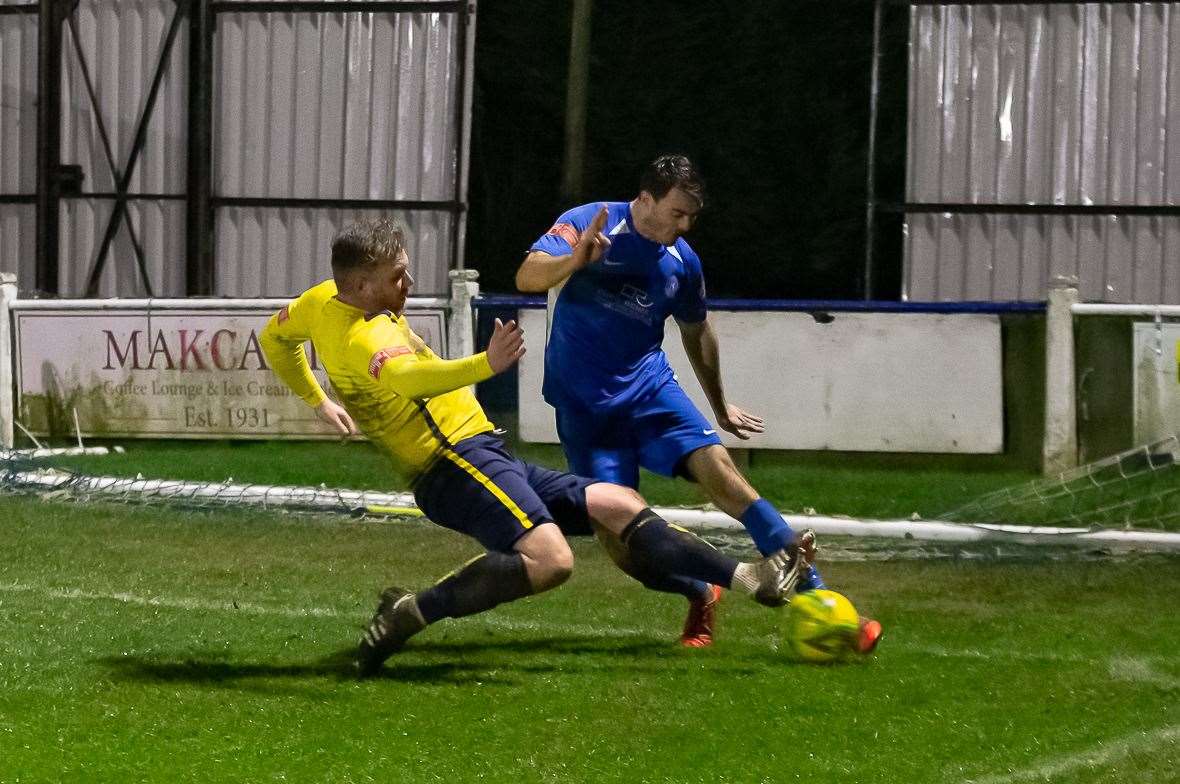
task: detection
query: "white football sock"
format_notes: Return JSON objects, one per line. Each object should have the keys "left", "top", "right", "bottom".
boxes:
{"left": 731, "top": 562, "right": 760, "bottom": 594}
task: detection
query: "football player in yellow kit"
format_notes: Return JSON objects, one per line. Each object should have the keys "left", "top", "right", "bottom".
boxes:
{"left": 260, "top": 219, "right": 809, "bottom": 676}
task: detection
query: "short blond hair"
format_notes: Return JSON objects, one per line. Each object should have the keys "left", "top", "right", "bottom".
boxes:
{"left": 330, "top": 218, "right": 408, "bottom": 280}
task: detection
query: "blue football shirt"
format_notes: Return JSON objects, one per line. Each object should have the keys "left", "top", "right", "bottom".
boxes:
{"left": 529, "top": 201, "right": 707, "bottom": 411}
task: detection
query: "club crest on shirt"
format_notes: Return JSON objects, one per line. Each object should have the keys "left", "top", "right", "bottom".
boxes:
{"left": 368, "top": 346, "right": 412, "bottom": 379}
{"left": 665, "top": 277, "right": 679, "bottom": 298}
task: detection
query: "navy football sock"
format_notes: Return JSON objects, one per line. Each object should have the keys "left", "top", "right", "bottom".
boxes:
{"left": 630, "top": 570, "right": 711, "bottom": 600}
{"left": 414, "top": 552, "right": 532, "bottom": 624}
{"left": 621, "top": 509, "right": 738, "bottom": 589}
{"left": 739, "top": 498, "right": 794, "bottom": 555}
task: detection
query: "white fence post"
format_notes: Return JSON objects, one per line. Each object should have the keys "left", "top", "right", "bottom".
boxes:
{"left": 1043, "top": 276, "right": 1079, "bottom": 475}
{"left": 448, "top": 269, "right": 480, "bottom": 360}
{"left": 0, "top": 273, "right": 16, "bottom": 449}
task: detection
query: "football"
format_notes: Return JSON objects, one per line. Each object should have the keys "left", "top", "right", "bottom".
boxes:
{"left": 784, "top": 589, "right": 861, "bottom": 663}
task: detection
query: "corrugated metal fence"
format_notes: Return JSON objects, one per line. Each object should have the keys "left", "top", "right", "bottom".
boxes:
{"left": 0, "top": 0, "right": 471, "bottom": 298}
{"left": 907, "top": 2, "right": 1180, "bottom": 304}
{"left": 0, "top": 3, "right": 36, "bottom": 292}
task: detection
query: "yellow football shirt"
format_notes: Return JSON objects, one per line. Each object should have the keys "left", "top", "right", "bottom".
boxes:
{"left": 260, "top": 279, "right": 497, "bottom": 480}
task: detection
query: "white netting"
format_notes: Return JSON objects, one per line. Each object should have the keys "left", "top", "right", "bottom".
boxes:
{"left": 0, "top": 464, "right": 418, "bottom": 518}
{"left": 943, "top": 435, "right": 1180, "bottom": 531}
{"left": 5, "top": 438, "right": 1180, "bottom": 557}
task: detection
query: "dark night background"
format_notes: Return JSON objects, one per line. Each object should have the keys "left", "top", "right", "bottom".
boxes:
{"left": 465, "top": 0, "right": 910, "bottom": 300}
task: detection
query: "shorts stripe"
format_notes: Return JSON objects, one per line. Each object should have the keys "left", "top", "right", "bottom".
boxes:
{"left": 433, "top": 552, "right": 487, "bottom": 585}
{"left": 411, "top": 401, "right": 529, "bottom": 528}
{"left": 440, "top": 448, "right": 534, "bottom": 530}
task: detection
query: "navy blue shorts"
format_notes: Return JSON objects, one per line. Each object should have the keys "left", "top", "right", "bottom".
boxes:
{"left": 413, "top": 433, "right": 597, "bottom": 553}
{"left": 555, "top": 378, "right": 723, "bottom": 489}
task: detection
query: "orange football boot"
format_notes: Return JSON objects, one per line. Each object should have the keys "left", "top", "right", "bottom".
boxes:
{"left": 856, "top": 616, "right": 883, "bottom": 655}
{"left": 680, "top": 583, "right": 723, "bottom": 648}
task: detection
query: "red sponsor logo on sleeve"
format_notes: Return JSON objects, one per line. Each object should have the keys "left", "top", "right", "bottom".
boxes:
{"left": 277, "top": 306, "right": 290, "bottom": 324}
{"left": 546, "top": 222, "right": 581, "bottom": 248}
{"left": 368, "top": 346, "right": 413, "bottom": 379}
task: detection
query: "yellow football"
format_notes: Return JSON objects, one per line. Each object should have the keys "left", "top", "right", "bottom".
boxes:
{"left": 784, "top": 589, "right": 861, "bottom": 663}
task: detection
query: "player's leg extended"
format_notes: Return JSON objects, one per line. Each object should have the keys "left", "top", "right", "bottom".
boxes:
{"left": 356, "top": 435, "right": 575, "bottom": 676}
{"left": 683, "top": 445, "right": 825, "bottom": 591}
{"left": 584, "top": 483, "right": 805, "bottom": 609}
{"left": 627, "top": 380, "right": 824, "bottom": 592}
{"left": 682, "top": 446, "right": 881, "bottom": 651}
{"left": 555, "top": 406, "right": 710, "bottom": 603}
{"left": 414, "top": 523, "right": 571, "bottom": 621}
{"left": 589, "top": 519, "right": 722, "bottom": 646}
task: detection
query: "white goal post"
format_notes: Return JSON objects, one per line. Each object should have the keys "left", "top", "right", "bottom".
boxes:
{"left": 1043, "top": 280, "right": 1180, "bottom": 475}
{"left": 0, "top": 273, "right": 15, "bottom": 450}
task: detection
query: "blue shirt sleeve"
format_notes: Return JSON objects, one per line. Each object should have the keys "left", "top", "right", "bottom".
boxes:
{"left": 672, "top": 242, "right": 707, "bottom": 324}
{"left": 529, "top": 203, "right": 602, "bottom": 256}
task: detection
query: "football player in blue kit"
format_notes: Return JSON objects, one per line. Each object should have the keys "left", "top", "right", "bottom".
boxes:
{"left": 516, "top": 155, "right": 881, "bottom": 652}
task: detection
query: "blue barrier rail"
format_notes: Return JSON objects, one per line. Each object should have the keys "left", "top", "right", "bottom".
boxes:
{"left": 474, "top": 294, "right": 1046, "bottom": 315}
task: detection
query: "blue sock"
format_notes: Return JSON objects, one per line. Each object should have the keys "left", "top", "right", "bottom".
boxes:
{"left": 796, "top": 564, "right": 827, "bottom": 592}
{"left": 739, "top": 498, "right": 794, "bottom": 555}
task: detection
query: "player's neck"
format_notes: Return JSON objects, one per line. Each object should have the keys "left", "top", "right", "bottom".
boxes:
{"left": 334, "top": 288, "right": 371, "bottom": 313}
{"left": 628, "top": 198, "right": 662, "bottom": 245}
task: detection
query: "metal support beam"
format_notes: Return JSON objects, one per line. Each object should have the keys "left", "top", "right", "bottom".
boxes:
{"left": 863, "top": 0, "right": 884, "bottom": 301}
{"left": 450, "top": 0, "right": 474, "bottom": 272}
{"left": 36, "top": 0, "right": 64, "bottom": 296}
{"left": 560, "top": 0, "right": 592, "bottom": 204}
{"left": 187, "top": 0, "right": 215, "bottom": 295}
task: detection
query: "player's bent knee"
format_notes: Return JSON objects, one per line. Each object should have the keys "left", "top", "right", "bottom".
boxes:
{"left": 584, "top": 482, "right": 647, "bottom": 534}
{"left": 539, "top": 537, "right": 575, "bottom": 585}
{"left": 531, "top": 549, "right": 573, "bottom": 592}
{"left": 515, "top": 522, "right": 574, "bottom": 591}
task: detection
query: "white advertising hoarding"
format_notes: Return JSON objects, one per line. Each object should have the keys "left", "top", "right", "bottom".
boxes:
{"left": 1133, "top": 322, "right": 1180, "bottom": 444}
{"left": 517, "top": 309, "right": 1004, "bottom": 453}
{"left": 16, "top": 307, "right": 446, "bottom": 439}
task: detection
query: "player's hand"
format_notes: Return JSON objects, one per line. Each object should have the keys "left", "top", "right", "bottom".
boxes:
{"left": 572, "top": 206, "right": 611, "bottom": 268}
{"left": 717, "top": 403, "right": 765, "bottom": 440}
{"left": 316, "top": 399, "right": 357, "bottom": 437}
{"left": 487, "top": 317, "right": 526, "bottom": 373}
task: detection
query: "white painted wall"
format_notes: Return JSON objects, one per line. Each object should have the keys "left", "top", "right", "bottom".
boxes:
{"left": 518, "top": 309, "right": 1004, "bottom": 454}
{"left": 1133, "top": 322, "right": 1180, "bottom": 444}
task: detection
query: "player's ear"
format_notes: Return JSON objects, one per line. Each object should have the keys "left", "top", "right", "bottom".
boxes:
{"left": 349, "top": 268, "right": 372, "bottom": 299}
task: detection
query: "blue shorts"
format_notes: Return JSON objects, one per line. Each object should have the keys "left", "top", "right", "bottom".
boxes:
{"left": 555, "top": 379, "right": 723, "bottom": 489}
{"left": 413, "top": 433, "right": 596, "bottom": 553}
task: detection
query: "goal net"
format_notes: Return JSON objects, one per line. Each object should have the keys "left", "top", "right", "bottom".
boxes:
{"left": 942, "top": 434, "right": 1180, "bottom": 532}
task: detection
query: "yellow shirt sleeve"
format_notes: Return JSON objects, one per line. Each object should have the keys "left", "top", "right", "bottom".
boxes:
{"left": 259, "top": 283, "right": 332, "bottom": 408}
{"left": 358, "top": 330, "right": 496, "bottom": 400}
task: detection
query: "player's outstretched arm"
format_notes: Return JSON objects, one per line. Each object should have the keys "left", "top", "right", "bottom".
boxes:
{"left": 515, "top": 206, "right": 611, "bottom": 292}
{"left": 677, "top": 318, "right": 765, "bottom": 440}
{"left": 377, "top": 319, "right": 524, "bottom": 400}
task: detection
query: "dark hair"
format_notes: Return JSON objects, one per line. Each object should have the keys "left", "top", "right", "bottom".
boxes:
{"left": 639, "top": 154, "right": 705, "bottom": 207}
{"left": 330, "top": 218, "right": 408, "bottom": 280}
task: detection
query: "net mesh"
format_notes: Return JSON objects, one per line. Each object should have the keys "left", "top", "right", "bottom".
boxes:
{"left": 942, "top": 434, "right": 1180, "bottom": 531}
{"left": 0, "top": 459, "right": 417, "bottom": 519}
{"left": 4, "top": 436, "right": 1179, "bottom": 561}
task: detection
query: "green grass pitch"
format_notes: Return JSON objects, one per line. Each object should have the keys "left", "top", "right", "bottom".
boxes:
{"left": 3, "top": 495, "right": 1179, "bottom": 783}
